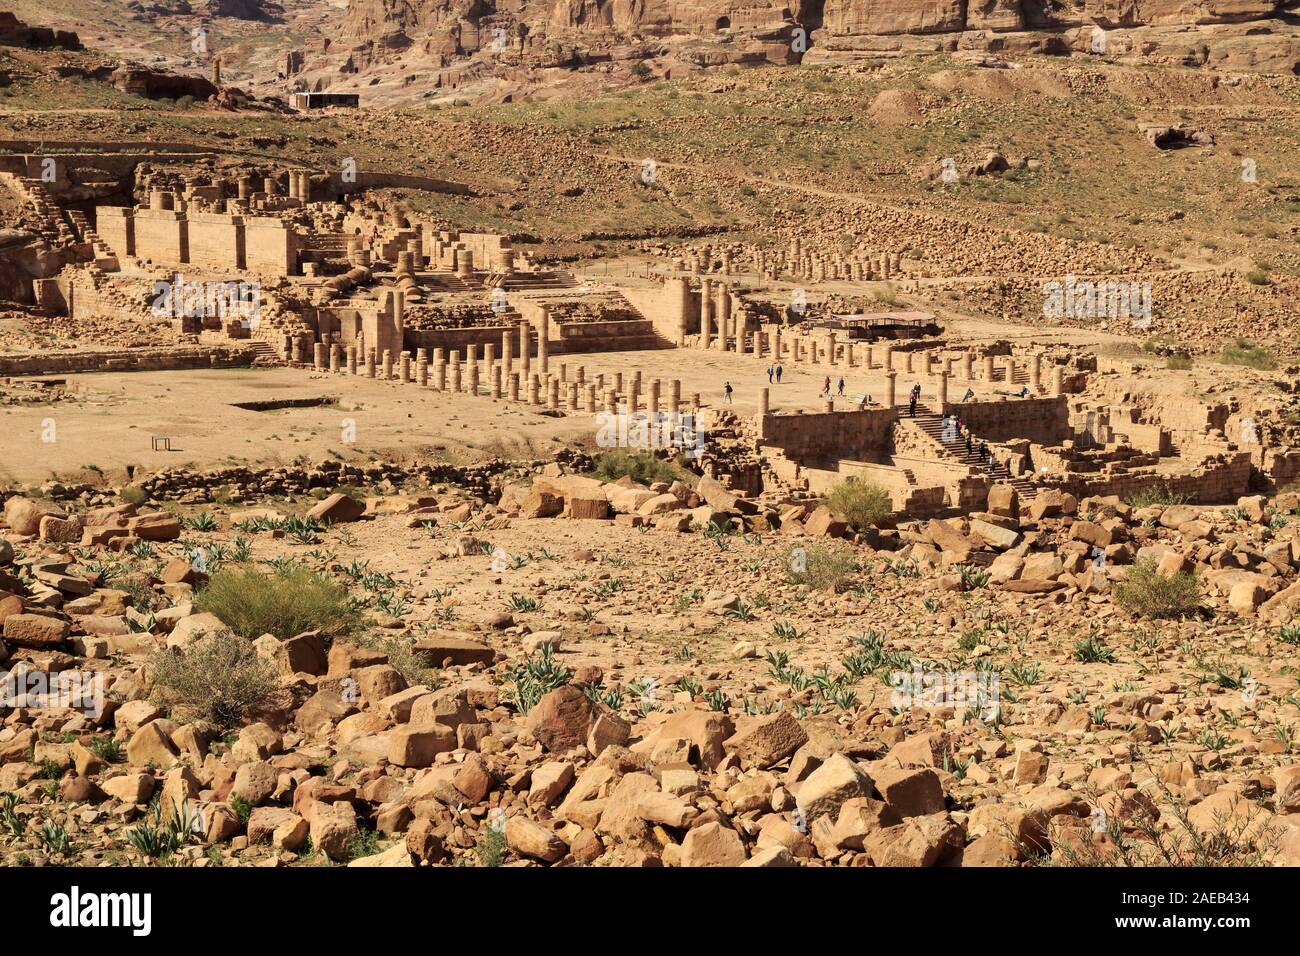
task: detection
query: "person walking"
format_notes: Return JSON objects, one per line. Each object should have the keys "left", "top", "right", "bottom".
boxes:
{"left": 723, "top": 382, "right": 733, "bottom": 405}
{"left": 837, "top": 377, "right": 846, "bottom": 397}
{"left": 821, "top": 376, "right": 831, "bottom": 398}
{"left": 979, "top": 441, "right": 989, "bottom": 462}
{"left": 775, "top": 364, "right": 783, "bottom": 384}
{"left": 766, "top": 365, "right": 774, "bottom": 384}
{"left": 965, "top": 433, "right": 973, "bottom": 456}
{"left": 908, "top": 392, "right": 917, "bottom": 418}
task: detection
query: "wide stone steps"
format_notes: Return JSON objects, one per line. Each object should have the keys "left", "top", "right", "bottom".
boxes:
{"left": 903, "top": 406, "right": 1037, "bottom": 499}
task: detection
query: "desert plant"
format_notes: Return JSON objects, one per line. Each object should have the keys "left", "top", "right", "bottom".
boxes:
{"left": 786, "top": 543, "right": 857, "bottom": 592}
{"left": 589, "top": 450, "right": 691, "bottom": 486}
{"left": 195, "top": 563, "right": 358, "bottom": 639}
{"left": 1122, "top": 486, "right": 1189, "bottom": 508}
{"left": 824, "top": 478, "right": 892, "bottom": 529}
{"left": 149, "top": 630, "right": 278, "bottom": 726}
{"left": 1113, "top": 558, "right": 1201, "bottom": 619}
{"left": 1074, "top": 632, "right": 1117, "bottom": 663}
{"left": 507, "top": 645, "right": 573, "bottom": 715}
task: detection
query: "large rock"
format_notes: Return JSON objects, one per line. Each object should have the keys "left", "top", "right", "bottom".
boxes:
{"left": 2, "top": 613, "right": 69, "bottom": 648}
{"left": 3, "top": 496, "right": 66, "bottom": 535}
{"left": 307, "top": 493, "right": 364, "bottom": 523}
{"left": 679, "top": 820, "right": 747, "bottom": 866}
{"left": 724, "top": 710, "right": 808, "bottom": 769}
{"left": 795, "top": 753, "right": 874, "bottom": 821}
{"left": 525, "top": 685, "right": 593, "bottom": 753}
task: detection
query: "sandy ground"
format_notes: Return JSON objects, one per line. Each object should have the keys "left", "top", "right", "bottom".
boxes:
{"left": 0, "top": 346, "right": 1009, "bottom": 485}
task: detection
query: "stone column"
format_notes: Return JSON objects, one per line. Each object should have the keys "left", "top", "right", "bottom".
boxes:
{"left": 519, "top": 320, "right": 531, "bottom": 379}
{"left": 1006, "top": 356, "right": 1017, "bottom": 388}
{"left": 759, "top": 386, "right": 769, "bottom": 417}
{"left": 450, "top": 351, "right": 461, "bottom": 392}
{"left": 699, "top": 279, "right": 713, "bottom": 350}
{"left": 585, "top": 384, "right": 597, "bottom": 413}
{"left": 846, "top": 343, "right": 856, "bottom": 369}
{"left": 502, "top": 329, "right": 513, "bottom": 377}
{"left": 529, "top": 374, "right": 541, "bottom": 405}
{"left": 824, "top": 399, "right": 834, "bottom": 413}
{"left": 938, "top": 370, "right": 949, "bottom": 407}
{"left": 605, "top": 389, "right": 617, "bottom": 416}
{"left": 347, "top": 346, "right": 357, "bottom": 375}
{"left": 313, "top": 342, "right": 325, "bottom": 370}
{"left": 568, "top": 382, "right": 578, "bottom": 410}
{"left": 484, "top": 342, "right": 495, "bottom": 379}
{"left": 884, "top": 345, "right": 894, "bottom": 372}
{"left": 771, "top": 327, "right": 781, "bottom": 361}
{"left": 962, "top": 352, "right": 974, "bottom": 382}
{"left": 827, "top": 332, "right": 837, "bottom": 367}
{"left": 669, "top": 379, "right": 681, "bottom": 416}
{"left": 715, "top": 283, "right": 730, "bottom": 351}
{"left": 537, "top": 308, "right": 550, "bottom": 376}
{"left": 1052, "top": 365, "right": 1065, "bottom": 397}
{"left": 982, "top": 355, "right": 995, "bottom": 383}
{"left": 329, "top": 343, "right": 341, "bottom": 373}
{"left": 1031, "top": 353, "right": 1042, "bottom": 392}
{"left": 468, "top": 358, "right": 479, "bottom": 396}
{"left": 491, "top": 365, "right": 502, "bottom": 399}
{"left": 365, "top": 348, "right": 376, "bottom": 378}
{"left": 649, "top": 379, "right": 660, "bottom": 417}
{"left": 433, "top": 349, "right": 445, "bottom": 390}
{"left": 509, "top": 372, "right": 520, "bottom": 402}
{"left": 399, "top": 351, "right": 411, "bottom": 384}
{"left": 547, "top": 378, "right": 560, "bottom": 410}
{"left": 417, "top": 354, "right": 428, "bottom": 387}
{"left": 904, "top": 350, "right": 914, "bottom": 375}
{"left": 886, "top": 370, "right": 897, "bottom": 408}
{"left": 290, "top": 338, "right": 302, "bottom": 365}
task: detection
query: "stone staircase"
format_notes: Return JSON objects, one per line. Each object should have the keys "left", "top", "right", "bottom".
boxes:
{"left": 903, "top": 402, "right": 1037, "bottom": 500}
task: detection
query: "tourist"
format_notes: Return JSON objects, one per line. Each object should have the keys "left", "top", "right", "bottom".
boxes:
{"left": 837, "top": 377, "right": 845, "bottom": 397}
{"left": 723, "top": 382, "right": 733, "bottom": 405}
{"left": 979, "top": 441, "right": 989, "bottom": 462}
{"left": 908, "top": 392, "right": 917, "bottom": 417}
{"left": 766, "top": 365, "right": 774, "bottom": 383}
{"left": 775, "top": 364, "right": 783, "bottom": 384}
{"left": 965, "top": 433, "right": 973, "bottom": 456}
{"left": 1020, "top": 385, "right": 1030, "bottom": 398}
{"left": 821, "top": 375, "right": 831, "bottom": 398}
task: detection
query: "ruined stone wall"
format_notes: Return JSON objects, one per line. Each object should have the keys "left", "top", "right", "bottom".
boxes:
{"left": 0, "top": 346, "right": 256, "bottom": 375}
{"left": 1038, "top": 451, "right": 1253, "bottom": 504}
{"left": 943, "top": 396, "right": 1069, "bottom": 445}
{"left": 132, "top": 208, "right": 188, "bottom": 267}
{"left": 187, "top": 213, "right": 246, "bottom": 271}
{"left": 95, "top": 207, "right": 134, "bottom": 257}
{"left": 758, "top": 407, "right": 897, "bottom": 460}
{"left": 406, "top": 324, "right": 518, "bottom": 352}
{"left": 618, "top": 279, "right": 694, "bottom": 346}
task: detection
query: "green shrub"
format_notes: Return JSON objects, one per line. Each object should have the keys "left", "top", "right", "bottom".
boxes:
{"left": 120, "top": 486, "right": 148, "bottom": 506}
{"left": 786, "top": 543, "right": 858, "bottom": 592}
{"left": 1166, "top": 355, "right": 1192, "bottom": 370}
{"left": 1113, "top": 558, "right": 1201, "bottom": 619}
{"left": 195, "top": 563, "right": 359, "bottom": 639}
{"left": 1218, "top": 338, "right": 1277, "bottom": 371}
{"left": 1123, "top": 485, "right": 1189, "bottom": 508}
{"left": 589, "top": 450, "right": 691, "bottom": 486}
{"left": 149, "top": 631, "right": 278, "bottom": 726}
{"left": 825, "top": 479, "right": 892, "bottom": 528}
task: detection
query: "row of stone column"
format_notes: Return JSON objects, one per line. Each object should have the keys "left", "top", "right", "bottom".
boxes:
{"left": 308, "top": 339, "right": 701, "bottom": 414}
{"left": 739, "top": 328, "right": 1062, "bottom": 397}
